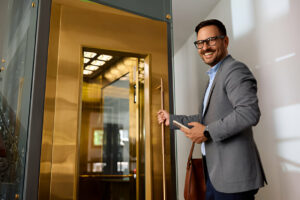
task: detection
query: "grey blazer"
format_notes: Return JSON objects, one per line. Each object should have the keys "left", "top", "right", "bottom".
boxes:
{"left": 170, "top": 55, "right": 267, "bottom": 193}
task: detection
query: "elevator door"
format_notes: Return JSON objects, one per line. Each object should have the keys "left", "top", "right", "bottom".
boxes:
{"left": 39, "top": 1, "right": 172, "bottom": 199}
{"left": 78, "top": 48, "right": 145, "bottom": 200}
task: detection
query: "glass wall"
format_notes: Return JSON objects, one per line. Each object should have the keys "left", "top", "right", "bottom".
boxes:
{"left": 0, "top": 0, "right": 39, "bottom": 199}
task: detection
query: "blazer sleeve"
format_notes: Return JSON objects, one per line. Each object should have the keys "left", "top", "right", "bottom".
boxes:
{"left": 169, "top": 114, "right": 202, "bottom": 130}
{"left": 208, "top": 63, "right": 261, "bottom": 142}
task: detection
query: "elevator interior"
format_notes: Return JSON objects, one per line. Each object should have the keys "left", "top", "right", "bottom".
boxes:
{"left": 78, "top": 48, "right": 146, "bottom": 199}
{"left": 39, "top": 0, "right": 173, "bottom": 199}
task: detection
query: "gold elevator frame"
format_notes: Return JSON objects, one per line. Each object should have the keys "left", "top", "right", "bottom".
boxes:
{"left": 39, "top": 0, "right": 172, "bottom": 199}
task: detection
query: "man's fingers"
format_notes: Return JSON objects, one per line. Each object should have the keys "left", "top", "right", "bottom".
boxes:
{"left": 157, "top": 109, "right": 165, "bottom": 114}
{"left": 158, "top": 117, "right": 164, "bottom": 123}
{"left": 181, "top": 127, "right": 190, "bottom": 134}
{"left": 158, "top": 115, "right": 165, "bottom": 121}
{"left": 188, "top": 122, "right": 199, "bottom": 126}
{"left": 195, "top": 140, "right": 202, "bottom": 144}
{"left": 195, "top": 137, "right": 204, "bottom": 143}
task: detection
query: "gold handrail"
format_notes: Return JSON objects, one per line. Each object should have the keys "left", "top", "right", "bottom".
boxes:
{"left": 160, "top": 78, "right": 167, "bottom": 200}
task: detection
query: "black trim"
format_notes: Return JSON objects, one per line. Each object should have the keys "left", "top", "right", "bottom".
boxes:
{"left": 23, "top": 0, "right": 52, "bottom": 199}
{"left": 167, "top": 19, "right": 177, "bottom": 199}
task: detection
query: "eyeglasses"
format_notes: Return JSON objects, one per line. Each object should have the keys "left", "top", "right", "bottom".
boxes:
{"left": 193, "top": 35, "right": 225, "bottom": 49}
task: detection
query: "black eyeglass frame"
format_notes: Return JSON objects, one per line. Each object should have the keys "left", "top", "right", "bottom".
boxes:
{"left": 193, "top": 35, "right": 225, "bottom": 49}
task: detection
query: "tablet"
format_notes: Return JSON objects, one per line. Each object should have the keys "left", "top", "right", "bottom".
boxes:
{"left": 173, "top": 120, "right": 189, "bottom": 130}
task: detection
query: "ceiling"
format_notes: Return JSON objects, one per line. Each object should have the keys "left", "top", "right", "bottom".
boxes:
{"left": 55, "top": 0, "right": 220, "bottom": 53}
{"left": 172, "top": 0, "right": 220, "bottom": 52}
{"left": 0, "top": 0, "right": 219, "bottom": 68}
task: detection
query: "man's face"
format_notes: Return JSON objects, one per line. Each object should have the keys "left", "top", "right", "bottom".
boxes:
{"left": 197, "top": 25, "right": 228, "bottom": 67}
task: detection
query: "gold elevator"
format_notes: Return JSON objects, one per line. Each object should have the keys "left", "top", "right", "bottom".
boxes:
{"left": 39, "top": 0, "right": 172, "bottom": 199}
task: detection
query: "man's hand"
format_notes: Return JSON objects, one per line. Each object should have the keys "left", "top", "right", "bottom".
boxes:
{"left": 180, "top": 122, "right": 208, "bottom": 143}
{"left": 157, "top": 110, "right": 170, "bottom": 126}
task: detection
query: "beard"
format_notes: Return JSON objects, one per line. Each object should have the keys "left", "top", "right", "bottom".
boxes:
{"left": 200, "top": 47, "right": 226, "bottom": 67}
{"left": 201, "top": 49, "right": 218, "bottom": 66}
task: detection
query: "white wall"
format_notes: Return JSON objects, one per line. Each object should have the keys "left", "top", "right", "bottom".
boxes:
{"left": 173, "top": 0, "right": 300, "bottom": 199}
{"left": 173, "top": 32, "right": 208, "bottom": 199}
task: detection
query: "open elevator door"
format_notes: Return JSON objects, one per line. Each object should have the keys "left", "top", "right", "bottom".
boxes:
{"left": 39, "top": 1, "right": 175, "bottom": 199}
{"left": 78, "top": 48, "right": 146, "bottom": 200}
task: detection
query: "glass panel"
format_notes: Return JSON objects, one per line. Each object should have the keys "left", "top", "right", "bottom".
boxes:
{"left": 102, "top": 74, "right": 130, "bottom": 175}
{"left": 79, "top": 48, "right": 145, "bottom": 200}
{"left": 0, "top": 0, "right": 39, "bottom": 199}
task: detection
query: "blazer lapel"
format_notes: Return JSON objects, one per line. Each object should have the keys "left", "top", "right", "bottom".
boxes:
{"left": 202, "top": 55, "right": 231, "bottom": 117}
{"left": 200, "top": 81, "right": 209, "bottom": 119}
{"left": 202, "top": 75, "right": 218, "bottom": 117}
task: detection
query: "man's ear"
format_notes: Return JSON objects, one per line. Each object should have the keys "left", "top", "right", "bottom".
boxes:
{"left": 224, "top": 35, "right": 229, "bottom": 47}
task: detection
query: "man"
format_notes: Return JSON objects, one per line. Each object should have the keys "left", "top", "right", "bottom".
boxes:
{"left": 158, "top": 19, "right": 266, "bottom": 200}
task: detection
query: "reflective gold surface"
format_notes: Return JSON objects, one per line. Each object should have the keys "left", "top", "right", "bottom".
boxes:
{"left": 38, "top": 3, "right": 61, "bottom": 200}
{"left": 40, "top": 0, "right": 171, "bottom": 199}
{"left": 144, "top": 55, "right": 152, "bottom": 200}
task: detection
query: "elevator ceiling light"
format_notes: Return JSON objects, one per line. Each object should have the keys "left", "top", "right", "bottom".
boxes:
{"left": 83, "top": 70, "right": 93, "bottom": 75}
{"left": 104, "top": 73, "right": 114, "bottom": 81}
{"left": 111, "top": 69, "right": 119, "bottom": 75}
{"left": 98, "top": 54, "right": 113, "bottom": 61}
{"left": 124, "top": 57, "right": 137, "bottom": 66}
{"left": 117, "top": 64, "right": 126, "bottom": 70}
{"left": 84, "top": 58, "right": 90, "bottom": 64}
{"left": 86, "top": 65, "right": 99, "bottom": 71}
{"left": 84, "top": 51, "right": 97, "bottom": 58}
{"left": 91, "top": 60, "right": 105, "bottom": 66}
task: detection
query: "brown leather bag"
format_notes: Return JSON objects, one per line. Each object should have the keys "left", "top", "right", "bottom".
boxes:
{"left": 184, "top": 142, "right": 206, "bottom": 200}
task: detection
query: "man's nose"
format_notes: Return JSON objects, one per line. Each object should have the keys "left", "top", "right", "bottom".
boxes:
{"left": 202, "top": 41, "right": 209, "bottom": 50}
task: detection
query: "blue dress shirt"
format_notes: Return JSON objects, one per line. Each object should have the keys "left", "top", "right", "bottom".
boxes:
{"left": 201, "top": 61, "right": 222, "bottom": 155}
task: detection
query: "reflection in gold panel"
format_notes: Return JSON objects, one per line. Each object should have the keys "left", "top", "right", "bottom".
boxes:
{"left": 39, "top": 0, "right": 171, "bottom": 199}
{"left": 38, "top": 3, "right": 61, "bottom": 200}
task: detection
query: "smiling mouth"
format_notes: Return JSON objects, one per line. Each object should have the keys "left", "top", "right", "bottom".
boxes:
{"left": 203, "top": 51, "right": 215, "bottom": 58}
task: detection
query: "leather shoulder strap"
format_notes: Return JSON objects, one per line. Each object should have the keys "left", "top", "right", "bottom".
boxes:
{"left": 188, "top": 142, "right": 195, "bottom": 161}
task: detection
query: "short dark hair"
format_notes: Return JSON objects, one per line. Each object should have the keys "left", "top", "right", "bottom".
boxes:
{"left": 195, "top": 19, "right": 227, "bottom": 36}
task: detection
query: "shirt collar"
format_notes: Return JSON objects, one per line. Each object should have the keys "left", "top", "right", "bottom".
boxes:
{"left": 206, "top": 54, "right": 230, "bottom": 76}
{"left": 207, "top": 61, "right": 221, "bottom": 76}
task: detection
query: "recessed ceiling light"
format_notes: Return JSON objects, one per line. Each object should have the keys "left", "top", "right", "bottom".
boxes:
{"left": 84, "top": 51, "right": 97, "bottom": 58}
{"left": 124, "top": 57, "right": 137, "bottom": 66}
{"left": 105, "top": 73, "right": 113, "bottom": 79}
{"left": 91, "top": 60, "right": 105, "bottom": 66}
{"left": 117, "top": 64, "right": 126, "bottom": 70}
{"left": 84, "top": 58, "right": 90, "bottom": 64}
{"left": 98, "top": 54, "right": 113, "bottom": 61}
{"left": 83, "top": 70, "right": 93, "bottom": 75}
{"left": 111, "top": 69, "right": 119, "bottom": 75}
{"left": 104, "top": 73, "right": 114, "bottom": 81}
{"left": 85, "top": 65, "right": 99, "bottom": 71}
